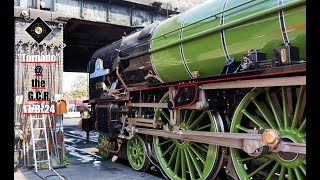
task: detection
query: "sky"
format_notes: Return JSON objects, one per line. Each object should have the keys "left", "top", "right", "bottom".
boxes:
{"left": 63, "top": 72, "right": 88, "bottom": 92}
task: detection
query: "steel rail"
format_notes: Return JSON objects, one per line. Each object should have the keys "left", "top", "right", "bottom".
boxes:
{"left": 65, "top": 144, "right": 102, "bottom": 159}
{"left": 64, "top": 132, "right": 98, "bottom": 143}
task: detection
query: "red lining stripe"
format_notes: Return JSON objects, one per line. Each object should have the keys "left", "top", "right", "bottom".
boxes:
{"left": 278, "top": 23, "right": 306, "bottom": 33}
{"left": 91, "top": 69, "right": 305, "bottom": 103}
{"left": 132, "top": 69, "right": 305, "bottom": 91}
{"left": 23, "top": 112, "right": 55, "bottom": 114}
{"left": 21, "top": 62, "right": 57, "bottom": 64}
{"left": 31, "top": 87, "right": 46, "bottom": 90}
{"left": 28, "top": 100, "right": 50, "bottom": 102}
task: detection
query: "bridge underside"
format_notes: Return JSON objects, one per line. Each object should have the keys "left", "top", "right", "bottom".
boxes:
{"left": 63, "top": 19, "right": 133, "bottom": 72}
{"left": 14, "top": 0, "right": 177, "bottom": 73}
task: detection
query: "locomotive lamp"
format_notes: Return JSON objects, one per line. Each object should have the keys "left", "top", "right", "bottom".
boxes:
{"left": 191, "top": 71, "right": 199, "bottom": 78}
{"left": 241, "top": 49, "right": 267, "bottom": 70}
{"left": 274, "top": 43, "right": 300, "bottom": 65}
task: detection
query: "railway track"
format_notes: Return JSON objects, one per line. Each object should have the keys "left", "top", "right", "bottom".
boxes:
{"left": 64, "top": 132, "right": 101, "bottom": 159}
{"left": 64, "top": 132, "right": 98, "bottom": 143}
{"left": 63, "top": 131, "right": 166, "bottom": 179}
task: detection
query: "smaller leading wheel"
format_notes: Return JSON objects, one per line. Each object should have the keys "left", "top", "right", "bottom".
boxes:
{"left": 97, "top": 134, "right": 114, "bottom": 159}
{"left": 127, "top": 135, "right": 151, "bottom": 171}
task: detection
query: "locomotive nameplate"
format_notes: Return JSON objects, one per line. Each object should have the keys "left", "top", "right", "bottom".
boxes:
{"left": 89, "top": 58, "right": 109, "bottom": 79}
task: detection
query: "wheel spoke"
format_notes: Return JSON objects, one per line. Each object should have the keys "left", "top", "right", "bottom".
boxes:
{"left": 174, "top": 149, "right": 181, "bottom": 175}
{"left": 162, "top": 143, "right": 175, "bottom": 157}
{"left": 239, "top": 156, "right": 261, "bottom": 163}
{"left": 194, "top": 123, "right": 212, "bottom": 131}
{"left": 160, "top": 109, "right": 170, "bottom": 122}
{"left": 279, "top": 166, "right": 286, "bottom": 180}
{"left": 236, "top": 125, "right": 249, "bottom": 132}
{"left": 299, "top": 87, "right": 306, "bottom": 123}
{"left": 191, "top": 142, "right": 208, "bottom": 154}
{"left": 291, "top": 86, "right": 305, "bottom": 129}
{"left": 287, "top": 87, "right": 294, "bottom": 120}
{"left": 288, "top": 168, "right": 293, "bottom": 180}
{"left": 134, "top": 137, "right": 138, "bottom": 144}
{"left": 247, "top": 159, "right": 273, "bottom": 178}
{"left": 281, "top": 87, "right": 289, "bottom": 129}
{"left": 189, "top": 144, "right": 205, "bottom": 164}
{"left": 181, "top": 149, "right": 186, "bottom": 180}
{"left": 266, "top": 162, "right": 279, "bottom": 180}
{"left": 299, "top": 164, "right": 306, "bottom": 176}
{"left": 242, "top": 109, "right": 268, "bottom": 129}
{"left": 186, "top": 146, "right": 203, "bottom": 177}
{"left": 252, "top": 97, "right": 277, "bottom": 129}
{"left": 183, "top": 110, "right": 189, "bottom": 123}
{"left": 266, "top": 89, "right": 283, "bottom": 129}
{"left": 294, "top": 167, "right": 304, "bottom": 180}
{"left": 189, "top": 111, "right": 207, "bottom": 130}
{"left": 139, "top": 157, "right": 143, "bottom": 164}
{"left": 184, "top": 149, "right": 195, "bottom": 180}
{"left": 297, "top": 117, "right": 306, "bottom": 133}
{"left": 167, "top": 146, "right": 178, "bottom": 168}
{"left": 159, "top": 139, "right": 172, "bottom": 146}
{"left": 186, "top": 110, "right": 197, "bottom": 126}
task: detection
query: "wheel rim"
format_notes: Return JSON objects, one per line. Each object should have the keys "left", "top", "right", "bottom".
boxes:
{"left": 127, "top": 135, "right": 147, "bottom": 171}
{"left": 153, "top": 92, "right": 222, "bottom": 180}
{"left": 230, "top": 86, "right": 306, "bottom": 180}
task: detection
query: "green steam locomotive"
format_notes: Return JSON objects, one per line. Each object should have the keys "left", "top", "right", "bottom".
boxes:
{"left": 82, "top": 0, "right": 306, "bottom": 179}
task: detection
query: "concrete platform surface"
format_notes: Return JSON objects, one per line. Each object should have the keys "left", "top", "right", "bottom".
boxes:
{"left": 18, "top": 159, "right": 163, "bottom": 180}
{"left": 14, "top": 170, "right": 27, "bottom": 180}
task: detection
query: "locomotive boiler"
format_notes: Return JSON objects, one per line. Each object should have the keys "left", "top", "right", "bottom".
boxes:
{"left": 85, "top": 0, "right": 306, "bottom": 179}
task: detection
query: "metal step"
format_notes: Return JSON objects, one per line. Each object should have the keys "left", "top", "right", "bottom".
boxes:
{"left": 30, "top": 114, "right": 51, "bottom": 172}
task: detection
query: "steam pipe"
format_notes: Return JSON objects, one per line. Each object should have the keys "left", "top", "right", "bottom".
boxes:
{"left": 116, "top": 66, "right": 130, "bottom": 101}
